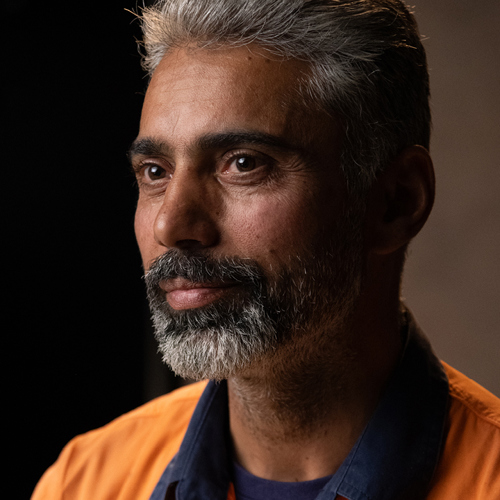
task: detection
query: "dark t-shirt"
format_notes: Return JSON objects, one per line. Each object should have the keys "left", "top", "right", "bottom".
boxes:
{"left": 232, "top": 461, "right": 332, "bottom": 500}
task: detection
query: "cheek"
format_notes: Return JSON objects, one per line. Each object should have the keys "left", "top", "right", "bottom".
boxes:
{"left": 225, "top": 193, "right": 322, "bottom": 264}
{"left": 134, "top": 200, "right": 158, "bottom": 268}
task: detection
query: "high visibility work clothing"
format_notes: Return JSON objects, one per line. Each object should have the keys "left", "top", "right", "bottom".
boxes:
{"left": 32, "top": 315, "right": 500, "bottom": 499}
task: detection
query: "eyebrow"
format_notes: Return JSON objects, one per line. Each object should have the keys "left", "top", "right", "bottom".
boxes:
{"left": 127, "top": 131, "right": 302, "bottom": 161}
{"left": 196, "top": 131, "right": 299, "bottom": 152}
{"left": 127, "top": 137, "right": 170, "bottom": 160}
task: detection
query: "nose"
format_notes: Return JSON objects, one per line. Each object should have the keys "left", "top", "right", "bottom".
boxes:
{"left": 154, "top": 170, "right": 220, "bottom": 251}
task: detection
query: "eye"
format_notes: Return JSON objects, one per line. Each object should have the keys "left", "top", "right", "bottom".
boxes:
{"left": 223, "top": 154, "right": 267, "bottom": 175}
{"left": 231, "top": 156, "right": 257, "bottom": 172}
{"left": 218, "top": 151, "right": 274, "bottom": 185}
{"left": 143, "top": 163, "right": 168, "bottom": 182}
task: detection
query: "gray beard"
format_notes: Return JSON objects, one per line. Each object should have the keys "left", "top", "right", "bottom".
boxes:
{"left": 144, "top": 207, "right": 364, "bottom": 381}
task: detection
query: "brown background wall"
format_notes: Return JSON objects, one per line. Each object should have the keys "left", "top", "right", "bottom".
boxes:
{"left": 403, "top": 0, "right": 500, "bottom": 396}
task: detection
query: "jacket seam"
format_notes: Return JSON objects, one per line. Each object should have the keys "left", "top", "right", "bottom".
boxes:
{"left": 448, "top": 383, "right": 500, "bottom": 429}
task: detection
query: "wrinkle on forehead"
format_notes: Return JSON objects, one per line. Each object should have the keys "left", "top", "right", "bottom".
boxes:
{"left": 140, "top": 44, "right": 341, "bottom": 162}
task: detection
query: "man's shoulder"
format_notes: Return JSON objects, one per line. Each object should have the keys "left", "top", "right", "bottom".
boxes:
{"left": 109, "top": 380, "right": 207, "bottom": 427}
{"left": 443, "top": 361, "right": 500, "bottom": 429}
{"left": 32, "top": 381, "right": 208, "bottom": 500}
{"left": 75, "top": 380, "right": 208, "bottom": 446}
{"left": 71, "top": 379, "right": 208, "bottom": 457}
{"left": 427, "top": 363, "right": 500, "bottom": 499}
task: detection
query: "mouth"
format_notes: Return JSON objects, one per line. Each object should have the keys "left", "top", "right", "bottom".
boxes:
{"left": 160, "top": 278, "right": 239, "bottom": 310}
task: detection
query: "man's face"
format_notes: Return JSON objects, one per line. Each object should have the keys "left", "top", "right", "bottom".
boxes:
{"left": 132, "top": 45, "right": 365, "bottom": 380}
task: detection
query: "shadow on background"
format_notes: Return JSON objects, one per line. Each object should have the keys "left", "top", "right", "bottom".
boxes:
{"left": 5, "top": 2, "right": 178, "bottom": 497}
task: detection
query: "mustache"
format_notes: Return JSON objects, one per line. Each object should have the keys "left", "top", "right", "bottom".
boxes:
{"left": 144, "top": 249, "right": 265, "bottom": 289}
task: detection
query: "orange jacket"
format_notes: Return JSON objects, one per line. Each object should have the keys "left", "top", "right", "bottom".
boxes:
{"left": 32, "top": 346, "right": 500, "bottom": 499}
{"left": 427, "top": 362, "right": 500, "bottom": 499}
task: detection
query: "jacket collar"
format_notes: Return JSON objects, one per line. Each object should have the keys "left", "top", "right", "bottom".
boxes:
{"left": 149, "top": 378, "right": 232, "bottom": 500}
{"left": 319, "top": 315, "right": 449, "bottom": 499}
{"left": 150, "top": 311, "right": 449, "bottom": 500}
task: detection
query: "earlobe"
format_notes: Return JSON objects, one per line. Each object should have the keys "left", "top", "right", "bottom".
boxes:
{"left": 365, "top": 145, "right": 435, "bottom": 255}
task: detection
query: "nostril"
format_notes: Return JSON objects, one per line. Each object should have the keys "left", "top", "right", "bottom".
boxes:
{"left": 176, "top": 239, "right": 207, "bottom": 251}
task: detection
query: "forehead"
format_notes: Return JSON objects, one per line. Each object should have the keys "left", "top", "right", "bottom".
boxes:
{"left": 139, "top": 45, "right": 338, "bottom": 153}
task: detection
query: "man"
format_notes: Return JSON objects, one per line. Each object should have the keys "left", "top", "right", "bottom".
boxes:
{"left": 32, "top": 0, "right": 500, "bottom": 499}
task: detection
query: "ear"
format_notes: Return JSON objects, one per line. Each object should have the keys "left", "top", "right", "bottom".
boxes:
{"left": 364, "top": 145, "right": 435, "bottom": 255}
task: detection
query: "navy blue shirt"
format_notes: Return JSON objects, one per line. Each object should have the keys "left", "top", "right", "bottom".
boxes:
{"left": 232, "top": 461, "right": 332, "bottom": 500}
{"left": 149, "top": 313, "right": 449, "bottom": 500}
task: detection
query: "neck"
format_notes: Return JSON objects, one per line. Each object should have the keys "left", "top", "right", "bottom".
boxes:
{"left": 227, "top": 299, "right": 403, "bottom": 482}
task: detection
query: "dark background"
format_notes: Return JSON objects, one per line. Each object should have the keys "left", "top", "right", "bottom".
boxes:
{"left": 5, "top": 2, "right": 178, "bottom": 497}
{"left": 5, "top": 1, "right": 499, "bottom": 498}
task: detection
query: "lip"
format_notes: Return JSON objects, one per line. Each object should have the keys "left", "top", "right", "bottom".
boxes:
{"left": 160, "top": 278, "right": 238, "bottom": 310}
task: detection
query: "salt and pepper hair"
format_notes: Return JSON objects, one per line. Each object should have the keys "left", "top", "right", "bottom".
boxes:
{"left": 138, "top": 0, "right": 430, "bottom": 195}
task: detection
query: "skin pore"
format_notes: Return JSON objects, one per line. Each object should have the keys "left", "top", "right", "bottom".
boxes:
{"left": 132, "top": 44, "right": 434, "bottom": 482}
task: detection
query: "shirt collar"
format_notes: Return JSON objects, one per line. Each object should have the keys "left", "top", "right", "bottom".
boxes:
{"left": 320, "top": 312, "right": 449, "bottom": 499}
{"left": 149, "top": 378, "right": 232, "bottom": 500}
{"left": 150, "top": 311, "right": 449, "bottom": 500}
